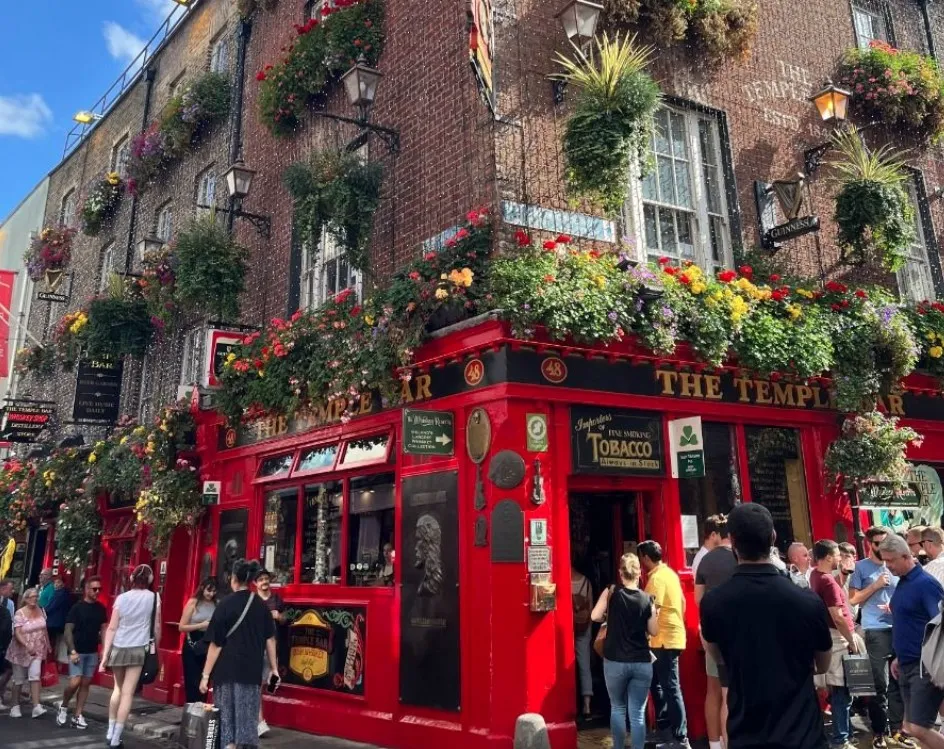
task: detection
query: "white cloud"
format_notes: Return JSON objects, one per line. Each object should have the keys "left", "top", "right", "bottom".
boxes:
{"left": 103, "top": 22, "right": 147, "bottom": 66}
{"left": 0, "top": 94, "right": 53, "bottom": 138}
{"left": 134, "top": 0, "right": 184, "bottom": 30}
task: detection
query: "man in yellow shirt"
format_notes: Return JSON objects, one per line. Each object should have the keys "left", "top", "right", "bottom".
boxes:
{"left": 639, "top": 540, "right": 689, "bottom": 749}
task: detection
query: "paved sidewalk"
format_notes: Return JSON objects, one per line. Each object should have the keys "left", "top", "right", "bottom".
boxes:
{"left": 39, "top": 684, "right": 384, "bottom": 748}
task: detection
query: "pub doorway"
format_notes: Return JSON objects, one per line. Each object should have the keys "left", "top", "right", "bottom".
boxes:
{"left": 569, "top": 490, "right": 651, "bottom": 748}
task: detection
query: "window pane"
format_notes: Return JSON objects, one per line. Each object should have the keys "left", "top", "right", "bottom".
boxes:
{"left": 657, "top": 156, "right": 675, "bottom": 204}
{"left": 262, "top": 489, "right": 297, "bottom": 585}
{"left": 302, "top": 482, "right": 343, "bottom": 584}
{"left": 644, "top": 205, "right": 659, "bottom": 252}
{"left": 745, "top": 427, "right": 812, "bottom": 553}
{"left": 296, "top": 444, "right": 338, "bottom": 473}
{"left": 699, "top": 119, "right": 722, "bottom": 214}
{"left": 677, "top": 213, "right": 695, "bottom": 259}
{"left": 653, "top": 110, "right": 670, "bottom": 155}
{"left": 347, "top": 473, "right": 396, "bottom": 587}
{"left": 340, "top": 435, "right": 388, "bottom": 466}
{"left": 669, "top": 111, "right": 687, "bottom": 158}
{"left": 641, "top": 170, "right": 657, "bottom": 201}
{"left": 258, "top": 453, "right": 293, "bottom": 478}
{"left": 659, "top": 208, "right": 678, "bottom": 255}
{"left": 679, "top": 423, "right": 739, "bottom": 566}
{"left": 325, "top": 258, "right": 338, "bottom": 296}
{"left": 674, "top": 160, "right": 692, "bottom": 209}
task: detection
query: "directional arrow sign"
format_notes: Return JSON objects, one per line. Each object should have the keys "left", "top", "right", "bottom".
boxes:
{"left": 403, "top": 409, "right": 455, "bottom": 456}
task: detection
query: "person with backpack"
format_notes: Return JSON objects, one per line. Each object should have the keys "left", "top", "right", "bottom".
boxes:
{"left": 571, "top": 565, "right": 594, "bottom": 721}
{"left": 878, "top": 533, "right": 944, "bottom": 749}
{"left": 590, "top": 552, "right": 658, "bottom": 749}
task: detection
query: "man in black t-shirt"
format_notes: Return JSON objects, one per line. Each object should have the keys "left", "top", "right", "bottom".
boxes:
{"left": 701, "top": 504, "right": 833, "bottom": 749}
{"left": 57, "top": 576, "right": 107, "bottom": 729}
{"left": 253, "top": 569, "right": 285, "bottom": 738}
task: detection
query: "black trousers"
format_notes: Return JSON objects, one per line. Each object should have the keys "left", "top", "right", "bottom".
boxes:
{"left": 181, "top": 639, "right": 207, "bottom": 704}
{"left": 864, "top": 628, "right": 904, "bottom": 735}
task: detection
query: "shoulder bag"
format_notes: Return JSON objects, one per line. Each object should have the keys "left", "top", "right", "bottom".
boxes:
{"left": 593, "top": 585, "right": 616, "bottom": 658}
{"left": 203, "top": 593, "right": 255, "bottom": 685}
{"left": 140, "top": 592, "right": 160, "bottom": 686}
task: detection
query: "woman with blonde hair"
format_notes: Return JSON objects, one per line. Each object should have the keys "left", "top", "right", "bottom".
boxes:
{"left": 100, "top": 564, "right": 161, "bottom": 748}
{"left": 591, "top": 552, "right": 659, "bottom": 749}
{"left": 5, "top": 587, "right": 50, "bottom": 718}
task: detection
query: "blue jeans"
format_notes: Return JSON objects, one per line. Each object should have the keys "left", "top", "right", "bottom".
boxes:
{"left": 603, "top": 659, "right": 652, "bottom": 749}
{"left": 830, "top": 685, "right": 852, "bottom": 746}
{"left": 651, "top": 648, "right": 688, "bottom": 741}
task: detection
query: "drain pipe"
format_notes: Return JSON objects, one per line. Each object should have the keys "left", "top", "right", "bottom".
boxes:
{"left": 126, "top": 67, "right": 158, "bottom": 272}
{"left": 226, "top": 18, "right": 252, "bottom": 234}
{"left": 919, "top": 0, "right": 937, "bottom": 60}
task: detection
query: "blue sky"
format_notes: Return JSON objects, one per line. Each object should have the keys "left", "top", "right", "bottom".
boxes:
{"left": 0, "top": 0, "right": 186, "bottom": 221}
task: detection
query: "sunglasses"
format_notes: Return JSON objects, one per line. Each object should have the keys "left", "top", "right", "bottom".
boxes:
{"left": 90, "top": 587, "right": 102, "bottom": 592}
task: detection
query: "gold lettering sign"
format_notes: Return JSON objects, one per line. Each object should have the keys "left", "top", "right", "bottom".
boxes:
{"left": 289, "top": 610, "right": 331, "bottom": 683}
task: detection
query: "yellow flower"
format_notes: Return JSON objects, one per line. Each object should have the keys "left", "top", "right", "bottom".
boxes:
{"left": 685, "top": 265, "right": 703, "bottom": 280}
{"left": 729, "top": 296, "right": 749, "bottom": 323}
{"left": 690, "top": 281, "right": 707, "bottom": 295}
{"left": 435, "top": 288, "right": 449, "bottom": 300}
{"left": 927, "top": 332, "right": 938, "bottom": 342}
{"left": 460, "top": 267, "right": 474, "bottom": 287}
{"left": 120, "top": 436, "right": 128, "bottom": 445}
{"left": 106, "top": 172, "right": 121, "bottom": 185}
{"left": 364, "top": 314, "right": 375, "bottom": 325}
{"left": 786, "top": 304, "right": 802, "bottom": 321}
{"left": 226, "top": 352, "right": 237, "bottom": 363}
{"left": 931, "top": 346, "right": 944, "bottom": 359}
{"left": 710, "top": 290, "right": 723, "bottom": 302}
{"left": 440, "top": 273, "right": 448, "bottom": 281}
{"left": 145, "top": 441, "right": 155, "bottom": 455}
{"left": 87, "top": 453, "right": 97, "bottom": 464}
{"left": 593, "top": 275, "right": 606, "bottom": 289}
{"left": 796, "top": 288, "right": 814, "bottom": 299}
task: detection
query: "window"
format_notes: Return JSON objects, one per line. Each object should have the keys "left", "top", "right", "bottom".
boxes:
{"left": 852, "top": 2, "right": 890, "bottom": 49}
{"left": 300, "top": 230, "right": 359, "bottom": 310}
{"left": 635, "top": 107, "right": 731, "bottom": 272}
{"left": 196, "top": 168, "right": 217, "bottom": 214}
{"left": 210, "top": 36, "right": 230, "bottom": 74}
{"left": 347, "top": 473, "right": 395, "bottom": 586}
{"left": 263, "top": 489, "right": 298, "bottom": 585}
{"left": 156, "top": 203, "right": 174, "bottom": 242}
{"left": 898, "top": 179, "right": 937, "bottom": 303}
{"left": 180, "top": 327, "right": 204, "bottom": 386}
{"left": 112, "top": 135, "right": 130, "bottom": 178}
{"left": 60, "top": 190, "right": 77, "bottom": 228}
{"left": 168, "top": 71, "right": 186, "bottom": 98}
{"left": 258, "top": 453, "right": 294, "bottom": 479}
{"left": 302, "top": 481, "right": 344, "bottom": 583}
{"left": 340, "top": 435, "right": 389, "bottom": 467}
{"left": 295, "top": 444, "right": 339, "bottom": 474}
{"left": 679, "top": 422, "right": 740, "bottom": 566}
{"left": 745, "top": 427, "right": 812, "bottom": 553}
{"left": 99, "top": 243, "right": 117, "bottom": 293}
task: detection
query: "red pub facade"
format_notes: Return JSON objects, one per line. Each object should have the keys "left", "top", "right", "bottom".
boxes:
{"left": 80, "top": 316, "right": 944, "bottom": 749}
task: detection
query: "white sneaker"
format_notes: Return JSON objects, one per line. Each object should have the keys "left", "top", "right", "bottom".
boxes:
{"left": 9, "top": 705, "right": 21, "bottom": 718}
{"left": 257, "top": 719, "right": 270, "bottom": 737}
{"left": 32, "top": 704, "right": 47, "bottom": 718}
{"left": 0, "top": 701, "right": 7, "bottom": 711}
{"left": 56, "top": 701, "right": 68, "bottom": 726}
{"left": 72, "top": 714, "right": 88, "bottom": 729}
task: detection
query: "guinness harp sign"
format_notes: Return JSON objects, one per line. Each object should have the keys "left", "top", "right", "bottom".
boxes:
{"left": 759, "top": 176, "right": 820, "bottom": 250}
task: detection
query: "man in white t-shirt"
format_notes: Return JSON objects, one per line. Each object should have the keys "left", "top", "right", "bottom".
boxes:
{"left": 787, "top": 542, "right": 812, "bottom": 588}
{"left": 693, "top": 515, "right": 727, "bottom": 578}
{"left": 921, "top": 527, "right": 944, "bottom": 587}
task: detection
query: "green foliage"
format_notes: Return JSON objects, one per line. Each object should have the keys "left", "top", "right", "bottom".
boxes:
{"left": 80, "top": 172, "right": 123, "bottom": 237}
{"left": 838, "top": 41, "right": 944, "bottom": 142}
{"left": 555, "top": 33, "right": 661, "bottom": 215}
{"left": 13, "top": 344, "right": 56, "bottom": 377}
{"left": 257, "top": 0, "right": 385, "bottom": 136}
{"left": 825, "top": 410, "right": 922, "bottom": 488}
{"left": 85, "top": 280, "right": 155, "bottom": 360}
{"left": 906, "top": 301, "right": 944, "bottom": 378}
{"left": 173, "top": 217, "right": 247, "bottom": 321}
{"left": 830, "top": 129, "right": 915, "bottom": 272}
{"left": 56, "top": 494, "right": 101, "bottom": 569}
{"left": 284, "top": 150, "right": 383, "bottom": 272}
{"left": 29, "top": 448, "right": 90, "bottom": 519}
{"left": 735, "top": 303, "right": 834, "bottom": 380}
{"left": 136, "top": 459, "right": 202, "bottom": 556}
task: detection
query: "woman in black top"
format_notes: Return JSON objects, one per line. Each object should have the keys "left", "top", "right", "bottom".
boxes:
{"left": 591, "top": 552, "right": 659, "bottom": 749}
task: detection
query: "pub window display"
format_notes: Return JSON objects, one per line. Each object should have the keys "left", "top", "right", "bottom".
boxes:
{"left": 347, "top": 473, "right": 395, "bottom": 587}
{"left": 303, "top": 482, "right": 343, "bottom": 584}
{"left": 263, "top": 488, "right": 298, "bottom": 584}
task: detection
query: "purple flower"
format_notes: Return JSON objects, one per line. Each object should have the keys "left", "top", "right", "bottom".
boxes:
{"left": 607, "top": 311, "right": 618, "bottom": 322}
{"left": 523, "top": 303, "right": 531, "bottom": 311}
{"left": 879, "top": 306, "right": 896, "bottom": 325}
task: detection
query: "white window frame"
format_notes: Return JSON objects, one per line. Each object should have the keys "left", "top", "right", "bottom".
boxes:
{"left": 111, "top": 135, "right": 131, "bottom": 178}
{"left": 99, "top": 243, "right": 117, "bottom": 293}
{"left": 196, "top": 168, "right": 217, "bottom": 215}
{"left": 60, "top": 190, "right": 77, "bottom": 228}
{"left": 300, "top": 229, "right": 361, "bottom": 311}
{"left": 898, "top": 180, "right": 937, "bottom": 303}
{"left": 623, "top": 105, "right": 732, "bottom": 272}
{"left": 210, "top": 35, "right": 230, "bottom": 74}
{"left": 156, "top": 203, "right": 174, "bottom": 242}
{"left": 180, "top": 327, "right": 205, "bottom": 386}
{"left": 852, "top": 2, "right": 888, "bottom": 50}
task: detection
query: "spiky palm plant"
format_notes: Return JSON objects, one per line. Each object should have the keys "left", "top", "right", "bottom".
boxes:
{"left": 829, "top": 127, "right": 915, "bottom": 272}
{"left": 553, "top": 33, "right": 661, "bottom": 216}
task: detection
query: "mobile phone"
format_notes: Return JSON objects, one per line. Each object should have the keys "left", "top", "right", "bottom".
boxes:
{"left": 266, "top": 673, "right": 280, "bottom": 694}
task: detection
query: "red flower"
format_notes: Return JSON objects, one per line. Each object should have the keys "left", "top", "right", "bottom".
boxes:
{"left": 456, "top": 228, "right": 469, "bottom": 239}
{"left": 351, "top": 305, "right": 362, "bottom": 317}
{"left": 254, "top": 358, "right": 264, "bottom": 369}
{"left": 932, "top": 302, "right": 944, "bottom": 314}
{"left": 771, "top": 289, "right": 787, "bottom": 302}
{"left": 515, "top": 230, "right": 530, "bottom": 247}
{"left": 825, "top": 281, "right": 848, "bottom": 293}
{"left": 543, "top": 240, "right": 557, "bottom": 250}
{"left": 445, "top": 238, "right": 458, "bottom": 248}
{"left": 739, "top": 265, "right": 753, "bottom": 278}
{"left": 543, "top": 274, "right": 556, "bottom": 283}
{"left": 663, "top": 266, "right": 678, "bottom": 276}
{"left": 770, "top": 372, "right": 781, "bottom": 382}
{"left": 424, "top": 252, "right": 436, "bottom": 261}
{"left": 657, "top": 256, "right": 670, "bottom": 265}
{"left": 408, "top": 271, "right": 421, "bottom": 281}
{"left": 256, "top": 71, "right": 267, "bottom": 81}
{"left": 841, "top": 299, "right": 850, "bottom": 308}
{"left": 556, "top": 234, "right": 571, "bottom": 244}
{"left": 679, "top": 274, "right": 691, "bottom": 285}
{"left": 854, "top": 289, "right": 868, "bottom": 299}
{"left": 717, "top": 270, "right": 737, "bottom": 283}
{"left": 769, "top": 274, "right": 781, "bottom": 282}
{"left": 831, "top": 303, "right": 842, "bottom": 312}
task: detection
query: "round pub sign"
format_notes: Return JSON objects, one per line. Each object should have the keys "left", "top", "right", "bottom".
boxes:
{"left": 541, "top": 356, "right": 567, "bottom": 384}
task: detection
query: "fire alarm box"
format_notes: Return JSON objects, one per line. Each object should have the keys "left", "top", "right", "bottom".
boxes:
{"left": 530, "top": 573, "right": 556, "bottom": 612}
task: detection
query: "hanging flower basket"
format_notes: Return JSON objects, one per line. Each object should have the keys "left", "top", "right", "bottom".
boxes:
{"left": 825, "top": 410, "right": 922, "bottom": 489}
{"left": 174, "top": 217, "right": 248, "bottom": 321}
{"left": 80, "top": 172, "right": 124, "bottom": 236}
{"left": 85, "top": 283, "right": 156, "bottom": 360}
{"left": 25, "top": 227, "right": 75, "bottom": 283}
{"left": 13, "top": 344, "right": 56, "bottom": 377}
{"left": 52, "top": 308, "right": 89, "bottom": 370}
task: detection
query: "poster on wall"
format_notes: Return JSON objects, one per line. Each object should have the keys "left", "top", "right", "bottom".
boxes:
{"left": 399, "top": 471, "right": 460, "bottom": 711}
{"left": 571, "top": 406, "right": 664, "bottom": 476}
{"left": 216, "top": 508, "right": 248, "bottom": 596}
{"left": 276, "top": 606, "right": 366, "bottom": 695}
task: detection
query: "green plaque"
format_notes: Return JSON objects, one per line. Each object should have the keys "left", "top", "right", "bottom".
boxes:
{"left": 403, "top": 409, "right": 455, "bottom": 456}
{"left": 678, "top": 451, "right": 705, "bottom": 479}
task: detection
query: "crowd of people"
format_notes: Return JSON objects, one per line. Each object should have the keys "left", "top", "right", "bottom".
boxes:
{"left": 588, "top": 507, "right": 944, "bottom": 749}
{"left": 0, "top": 559, "right": 282, "bottom": 749}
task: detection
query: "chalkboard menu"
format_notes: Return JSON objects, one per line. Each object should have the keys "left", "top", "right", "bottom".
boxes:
{"left": 277, "top": 605, "right": 366, "bottom": 695}
{"left": 745, "top": 426, "right": 800, "bottom": 546}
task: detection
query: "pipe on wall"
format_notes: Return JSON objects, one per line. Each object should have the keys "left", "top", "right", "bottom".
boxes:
{"left": 125, "top": 68, "right": 158, "bottom": 273}
{"left": 919, "top": 0, "right": 938, "bottom": 60}
{"left": 226, "top": 18, "right": 252, "bottom": 234}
